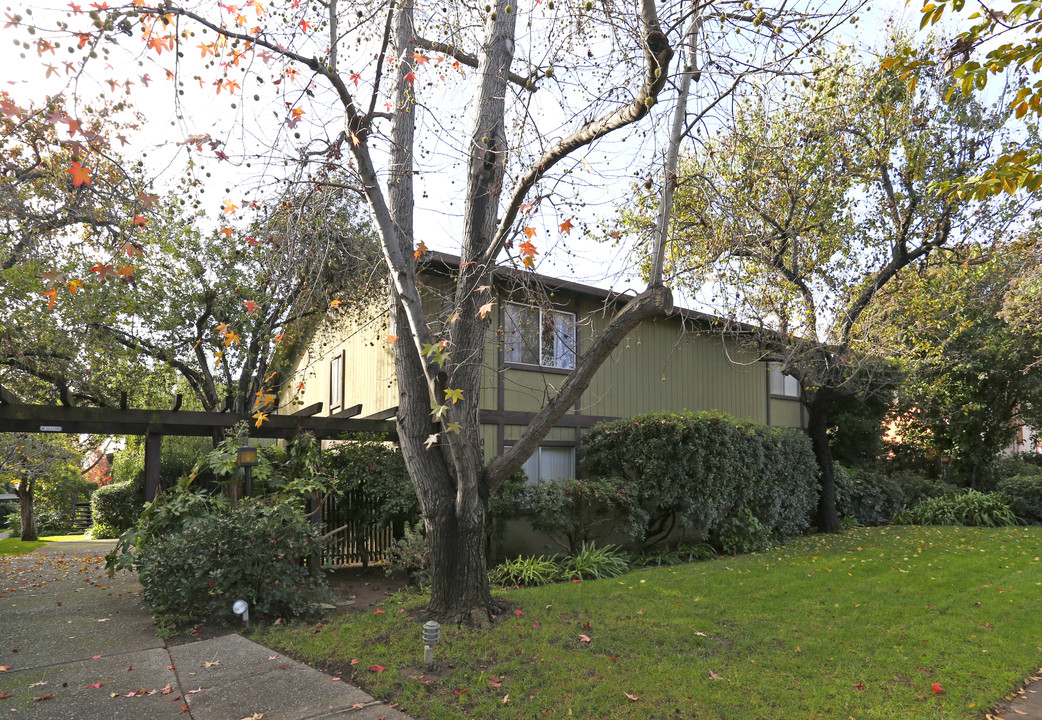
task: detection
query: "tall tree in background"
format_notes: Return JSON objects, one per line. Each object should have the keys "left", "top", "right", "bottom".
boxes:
{"left": 0, "top": 433, "right": 79, "bottom": 541}
{"left": 628, "top": 41, "right": 1033, "bottom": 531}
{"left": 4, "top": 0, "right": 862, "bottom": 621}
{"left": 873, "top": 241, "right": 1042, "bottom": 482}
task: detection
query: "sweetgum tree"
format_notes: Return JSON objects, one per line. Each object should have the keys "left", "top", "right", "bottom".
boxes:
{"left": 4, "top": 0, "right": 862, "bottom": 621}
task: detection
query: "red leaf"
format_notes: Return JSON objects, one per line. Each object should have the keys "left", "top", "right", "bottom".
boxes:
{"left": 624, "top": 692, "right": 640, "bottom": 702}
{"left": 243, "top": 300, "right": 259, "bottom": 314}
{"left": 931, "top": 682, "right": 944, "bottom": 695}
{"left": 32, "top": 694, "right": 53, "bottom": 702}
{"left": 369, "top": 665, "right": 386, "bottom": 673}
{"left": 86, "top": 681, "right": 104, "bottom": 689}
{"left": 67, "top": 161, "right": 91, "bottom": 186}
{"left": 559, "top": 217, "right": 573, "bottom": 234}
{"left": 578, "top": 634, "right": 591, "bottom": 643}
{"left": 0, "top": 691, "right": 11, "bottom": 700}
{"left": 350, "top": 658, "right": 359, "bottom": 665}
{"left": 514, "top": 609, "right": 523, "bottom": 617}
{"left": 374, "top": 609, "right": 385, "bottom": 614}
{"left": 453, "top": 689, "right": 469, "bottom": 695}
{"left": 582, "top": 622, "right": 592, "bottom": 629}
{"left": 709, "top": 669, "right": 722, "bottom": 680}
{"left": 532, "top": 620, "right": 541, "bottom": 630}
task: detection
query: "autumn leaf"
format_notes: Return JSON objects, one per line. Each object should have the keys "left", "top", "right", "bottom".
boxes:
{"left": 369, "top": 665, "right": 386, "bottom": 673}
{"left": 32, "top": 694, "right": 53, "bottom": 702}
{"left": 67, "top": 161, "right": 91, "bottom": 186}
{"left": 386, "top": 334, "right": 397, "bottom": 343}
{"left": 514, "top": 609, "right": 523, "bottom": 617}
{"left": 578, "top": 634, "right": 591, "bottom": 643}
{"left": 559, "top": 217, "right": 574, "bottom": 234}
{"left": 444, "top": 387, "right": 464, "bottom": 404}
{"left": 219, "top": 227, "right": 235, "bottom": 238}
{"left": 412, "top": 51, "right": 429, "bottom": 65}
{"left": 222, "top": 200, "right": 239, "bottom": 215}
{"left": 523, "top": 226, "right": 537, "bottom": 239}
{"left": 42, "top": 287, "right": 58, "bottom": 309}
{"left": 414, "top": 241, "right": 428, "bottom": 259}
{"left": 204, "top": 660, "right": 220, "bottom": 668}
{"left": 86, "top": 681, "right": 104, "bottom": 689}
{"left": 0, "top": 691, "right": 11, "bottom": 699}
{"left": 477, "top": 301, "right": 495, "bottom": 319}
{"left": 931, "top": 682, "right": 944, "bottom": 695}
{"left": 624, "top": 692, "right": 640, "bottom": 702}
{"left": 404, "top": 71, "right": 416, "bottom": 84}
{"left": 532, "top": 620, "right": 541, "bottom": 630}
{"left": 708, "top": 669, "right": 722, "bottom": 680}
{"left": 243, "top": 300, "right": 260, "bottom": 314}
{"left": 252, "top": 411, "right": 268, "bottom": 428}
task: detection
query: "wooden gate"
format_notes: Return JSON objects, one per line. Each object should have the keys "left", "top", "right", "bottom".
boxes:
{"left": 320, "top": 490, "right": 396, "bottom": 568}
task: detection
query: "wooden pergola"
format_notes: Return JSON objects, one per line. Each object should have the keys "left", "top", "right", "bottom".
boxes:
{"left": 0, "top": 384, "right": 396, "bottom": 501}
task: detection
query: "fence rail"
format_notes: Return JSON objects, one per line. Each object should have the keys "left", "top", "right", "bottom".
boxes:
{"left": 320, "top": 490, "right": 395, "bottom": 568}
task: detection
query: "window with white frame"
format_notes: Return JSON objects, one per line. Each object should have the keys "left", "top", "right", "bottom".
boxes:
{"left": 768, "top": 362, "right": 800, "bottom": 398}
{"left": 329, "top": 352, "right": 344, "bottom": 411}
{"left": 503, "top": 303, "right": 576, "bottom": 370}
{"left": 519, "top": 446, "right": 576, "bottom": 485}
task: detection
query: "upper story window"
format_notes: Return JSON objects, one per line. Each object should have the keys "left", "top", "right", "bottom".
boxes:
{"left": 329, "top": 352, "right": 344, "bottom": 411}
{"left": 768, "top": 362, "right": 800, "bottom": 399}
{"left": 503, "top": 303, "right": 576, "bottom": 370}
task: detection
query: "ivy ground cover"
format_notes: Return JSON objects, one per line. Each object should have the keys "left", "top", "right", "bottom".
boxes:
{"left": 252, "top": 526, "right": 1042, "bottom": 719}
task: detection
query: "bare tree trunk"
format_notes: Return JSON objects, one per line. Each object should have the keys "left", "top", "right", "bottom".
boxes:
{"left": 807, "top": 390, "right": 841, "bottom": 533}
{"left": 18, "top": 479, "right": 37, "bottom": 542}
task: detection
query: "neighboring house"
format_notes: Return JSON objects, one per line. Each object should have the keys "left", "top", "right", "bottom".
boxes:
{"left": 282, "top": 252, "right": 805, "bottom": 467}
{"left": 280, "top": 252, "right": 806, "bottom": 553}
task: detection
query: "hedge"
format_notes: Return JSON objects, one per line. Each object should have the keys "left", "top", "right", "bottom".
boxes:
{"left": 578, "top": 411, "right": 819, "bottom": 551}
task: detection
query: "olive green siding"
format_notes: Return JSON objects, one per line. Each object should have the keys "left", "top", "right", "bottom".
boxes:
{"left": 281, "top": 303, "right": 398, "bottom": 418}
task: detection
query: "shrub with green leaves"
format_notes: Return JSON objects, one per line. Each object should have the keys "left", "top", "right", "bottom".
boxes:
{"left": 90, "top": 474, "right": 145, "bottom": 533}
{"left": 894, "top": 490, "right": 1018, "bottom": 527}
{"left": 131, "top": 497, "right": 328, "bottom": 623}
{"left": 712, "top": 508, "right": 774, "bottom": 555}
{"left": 385, "top": 521, "right": 430, "bottom": 588}
{"left": 579, "top": 411, "right": 818, "bottom": 550}
{"left": 489, "top": 555, "right": 563, "bottom": 587}
{"left": 997, "top": 474, "right": 1042, "bottom": 525}
{"left": 525, "top": 475, "right": 646, "bottom": 553}
{"left": 561, "top": 541, "right": 630, "bottom": 580}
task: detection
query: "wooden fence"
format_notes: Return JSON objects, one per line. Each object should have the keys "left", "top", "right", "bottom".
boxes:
{"left": 319, "top": 490, "right": 396, "bottom": 568}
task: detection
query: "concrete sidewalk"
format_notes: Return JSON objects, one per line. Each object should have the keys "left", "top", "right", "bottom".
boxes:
{"left": 0, "top": 541, "right": 413, "bottom": 720}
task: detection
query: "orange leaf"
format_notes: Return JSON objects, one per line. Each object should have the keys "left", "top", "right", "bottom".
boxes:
{"left": 219, "top": 227, "right": 235, "bottom": 238}
{"left": 369, "top": 665, "right": 386, "bottom": 673}
{"left": 67, "top": 279, "right": 83, "bottom": 295}
{"left": 67, "top": 161, "right": 91, "bottom": 186}
{"left": 559, "top": 217, "right": 573, "bottom": 234}
{"left": 412, "top": 51, "right": 429, "bottom": 65}
{"left": 414, "top": 241, "right": 428, "bottom": 259}
{"left": 386, "top": 334, "right": 398, "bottom": 343}
{"left": 519, "top": 240, "right": 538, "bottom": 257}
{"left": 404, "top": 71, "right": 416, "bottom": 84}
{"left": 243, "top": 300, "right": 259, "bottom": 314}
{"left": 523, "top": 226, "right": 536, "bottom": 239}
{"left": 42, "top": 288, "right": 57, "bottom": 309}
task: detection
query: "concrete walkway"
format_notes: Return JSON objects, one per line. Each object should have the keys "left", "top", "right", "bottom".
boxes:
{"left": 0, "top": 541, "right": 413, "bottom": 720}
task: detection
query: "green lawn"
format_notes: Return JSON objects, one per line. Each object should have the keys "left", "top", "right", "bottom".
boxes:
{"left": 0, "top": 538, "right": 48, "bottom": 556}
{"left": 251, "top": 526, "right": 1042, "bottom": 720}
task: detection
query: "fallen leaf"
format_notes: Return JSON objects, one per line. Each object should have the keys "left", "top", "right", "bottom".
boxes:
{"left": 625, "top": 692, "right": 640, "bottom": 702}
{"left": 87, "top": 681, "right": 104, "bottom": 689}
{"left": 369, "top": 665, "right": 386, "bottom": 673}
{"left": 374, "top": 609, "right": 385, "bottom": 615}
{"left": 489, "top": 676, "right": 503, "bottom": 688}
{"left": 204, "top": 661, "right": 220, "bottom": 668}
{"left": 350, "top": 658, "right": 359, "bottom": 665}
{"left": 932, "top": 682, "right": 944, "bottom": 695}
{"left": 453, "top": 689, "right": 469, "bottom": 695}
{"left": 238, "top": 714, "right": 264, "bottom": 720}
{"left": 29, "top": 680, "right": 47, "bottom": 688}
{"left": 0, "top": 665, "right": 11, "bottom": 671}
{"left": 32, "top": 694, "right": 54, "bottom": 702}
{"left": 514, "top": 609, "right": 523, "bottom": 617}
{"left": 502, "top": 694, "right": 510, "bottom": 704}
{"left": 709, "top": 669, "right": 722, "bottom": 680}
{"left": 267, "top": 655, "right": 278, "bottom": 660}
{"left": 0, "top": 691, "right": 11, "bottom": 700}
{"left": 579, "top": 634, "right": 591, "bottom": 643}
{"left": 532, "top": 620, "right": 541, "bottom": 630}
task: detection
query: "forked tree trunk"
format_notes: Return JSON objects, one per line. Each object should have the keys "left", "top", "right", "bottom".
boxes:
{"left": 807, "top": 390, "right": 842, "bottom": 534}
{"left": 18, "top": 480, "right": 37, "bottom": 542}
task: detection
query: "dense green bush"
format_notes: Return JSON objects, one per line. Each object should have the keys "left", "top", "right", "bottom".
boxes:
{"left": 997, "top": 474, "right": 1042, "bottom": 525}
{"left": 712, "top": 508, "right": 774, "bottom": 555}
{"left": 526, "top": 475, "right": 646, "bottom": 553}
{"left": 91, "top": 474, "right": 145, "bottom": 533}
{"left": 894, "top": 490, "right": 1018, "bottom": 527}
{"left": 835, "top": 464, "right": 956, "bottom": 526}
{"left": 561, "top": 542, "right": 630, "bottom": 580}
{"left": 579, "top": 411, "right": 818, "bottom": 551}
{"left": 132, "top": 497, "right": 328, "bottom": 623}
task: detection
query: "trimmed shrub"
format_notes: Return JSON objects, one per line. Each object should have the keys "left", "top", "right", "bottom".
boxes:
{"left": 132, "top": 497, "right": 328, "bottom": 623}
{"left": 835, "top": 464, "right": 956, "bottom": 526}
{"left": 997, "top": 474, "right": 1042, "bottom": 525}
{"left": 894, "top": 490, "right": 1018, "bottom": 527}
{"left": 579, "top": 411, "right": 818, "bottom": 551}
{"left": 91, "top": 474, "right": 145, "bottom": 533}
{"left": 525, "top": 475, "right": 646, "bottom": 553}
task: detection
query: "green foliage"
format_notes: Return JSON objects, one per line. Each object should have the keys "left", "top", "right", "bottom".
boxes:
{"left": 633, "top": 542, "right": 716, "bottom": 567}
{"left": 325, "top": 437, "right": 417, "bottom": 530}
{"left": 712, "top": 509, "right": 773, "bottom": 555}
{"left": 828, "top": 393, "right": 892, "bottom": 467}
{"left": 489, "top": 555, "right": 563, "bottom": 587}
{"left": 997, "top": 475, "right": 1042, "bottom": 525}
{"left": 579, "top": 411, "right": 818, "bottom": 552}
{"left": 487, "top": 468, "right": 527, "bottom": 543}
{"left": 894, "top": 490, "right": 1018, "bottom": 527}
{"left": 525, "top": 475, "right": 646, "bottom": 553}
{"left": 385, "top": 521, "right": 430, "bottom": 589}
{"left": 561, "top": 542, "right": 630, "bottom": 580}
{"left": 133, "top": 497, "right": 328, "bottom": 624}
{"left": 90, "top": 474, "right": 145, "bottom": 533}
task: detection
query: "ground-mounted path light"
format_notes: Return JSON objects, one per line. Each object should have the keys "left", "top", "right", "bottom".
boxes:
{"left": 423, "top": 620, "right": 440, "bottom": 668}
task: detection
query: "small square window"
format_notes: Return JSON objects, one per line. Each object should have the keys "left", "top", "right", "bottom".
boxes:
{"left": 520, "top": 446, "right": 575, "bottom": 485}
{"left": 504, "top": 303, "right": 576, "bottom": 370}
{"left": 768, "top": 363, "right": 800, "bottom": 399}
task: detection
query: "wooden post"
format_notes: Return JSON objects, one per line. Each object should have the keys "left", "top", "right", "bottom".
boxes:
{"left": 144, "top": 433, "right": 162, "bottom": 502}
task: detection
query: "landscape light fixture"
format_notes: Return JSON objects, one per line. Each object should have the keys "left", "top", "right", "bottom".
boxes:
{"left": 236, "top": 444, "right": 258, "bottom": 497}
{"left": 232, "top": 599, "right": 249, "bottom": 624}
{"left": 422, "top": 620, "right": 440, "bottom": 668}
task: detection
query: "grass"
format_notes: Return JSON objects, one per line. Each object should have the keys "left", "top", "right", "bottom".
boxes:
{"left": 250, "top": 526, "right": 1042, "bottom": 720}
{"left": 0, "top": 538, "right": 48, "bottom": 556}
